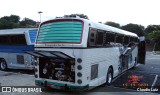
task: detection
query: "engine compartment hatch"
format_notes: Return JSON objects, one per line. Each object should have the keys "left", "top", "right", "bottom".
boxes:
{"left": 25, "top": 51, "right": 73, "bottom": 59}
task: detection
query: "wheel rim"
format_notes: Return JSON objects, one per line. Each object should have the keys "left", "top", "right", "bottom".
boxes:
{"left": 1, "top": 61, "right": 6, "bottom": 70}
{"left": 108, "top": 73, "right": 112, "bottom": 83}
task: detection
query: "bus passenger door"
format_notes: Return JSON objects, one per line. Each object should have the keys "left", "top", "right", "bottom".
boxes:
{"left": 138, "top": 41, "right": 146, "bottom": 64}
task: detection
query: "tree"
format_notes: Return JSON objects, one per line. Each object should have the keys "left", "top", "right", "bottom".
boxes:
{"left": 0, "top": 15, "right": 20, "bottom": 29}
{"left": 146, "top": 31, "right": 160, "bottom": 51}
{"left": 146, "top": 31, "right": 160, "bottom": 40}
{"left": 121, "top": 23, "right": 145, "bottom": 36}
{"left": 145, "top": 25, "right": 160, "bottom": 34}
{"left": 0, "top": 15, "right": 37, "bottom": 29}
{"left": 64, "top": 14, "right": 89, "bottom": 19}
{"left": 20, "top": 18, "right": 36, "bottom": 28}
{"left": 105, "top": 21, "right": 120, "bottom": 28}
{"left": 0, "top": 19, "right": 14, "bottom": 29}
{"left": 0, "top": 15, "right": 20, "bottom": 23}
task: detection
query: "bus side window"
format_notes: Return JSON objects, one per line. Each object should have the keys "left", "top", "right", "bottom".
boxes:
{"left": 0, "top": 35, "right": 9, "bottom": 45}
{"left": 130, "top": 37, "right": 134, "bottom": 43}
{"left": 10, "top": 35, "right": 27, "bottom": 46}
{"left": 88, "top": 28, "right": 97, "bottom": 46}
{"left": 109, "top": 33, "right": 116, "bottom": 44}
{"left": 105, "top": 32, "right": 110, "bottom": 46}
{"left": 0, "top": 35, "right": 27, "bottom": 46}
{"left": 116, "top": 34, "right": 123, "bottom": 44}
{"left": 96, "top": 30, "right": 104, "bottom": 46}
{"left": 124, "top": 36, "right": 130, "bottom": 45}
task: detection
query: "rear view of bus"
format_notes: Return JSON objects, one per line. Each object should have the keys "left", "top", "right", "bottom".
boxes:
{"left": 31, "top": 18, "right": 90, "bottom": 90}
{"left": 0, "top": 28, "right": 37, "bottom": 70}
{"left": 32, "top": 17, "right": 145, "bottom": 91}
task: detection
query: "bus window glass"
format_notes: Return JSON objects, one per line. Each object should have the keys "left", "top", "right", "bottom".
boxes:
{"left": 0, "top": 35, "right": 27, "bottom": 46}
{"left": 124, "top": 36, "right": 130, "bottom": 45}
{"left": 130, "top": 37, "right": 134, "bottom": 42}
{"left": 29, "top": 30, "right": 37, "bottom": 43}
{"left": 37, "top": 21, "right": 83, "bottom": 43}
{"left": 116, "top": 35, "right": 124, "bottom": 44}
{"left": 0, "top": 35, "right": 9, "bottom": 45}
{"left": 109, "top": 33, "right": 115, "bottom": 43}
{"left": 96, "top": 30, "right": 104, "bottom": 46}
{"left": 88, "top": 28, "right": 97, "bottom": 46}
{"left": 10, "top": 35, "right": 27, "bottom": 45}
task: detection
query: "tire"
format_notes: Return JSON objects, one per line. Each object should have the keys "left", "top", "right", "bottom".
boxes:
{"left": 106, "top": 68, "right": 113, "bottom": 86}
{"left": 0, "top": 59, "right": 7, "bottom": 71}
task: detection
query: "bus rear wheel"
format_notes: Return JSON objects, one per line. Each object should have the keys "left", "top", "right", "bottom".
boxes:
{"left": 0, "top": 59, "right": 7, "bottom": 71}
{"left": 106, "top": 68, "right": 113, "bottom": 86}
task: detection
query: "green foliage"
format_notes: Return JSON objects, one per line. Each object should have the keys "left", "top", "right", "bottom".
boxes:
{"left": 0, "top": 15, "right": 20, "bottom": 29}
{"left": 0, "top": 15, "right": 36, "bottom": 29}
{"left": 121, "top": 23, "right": 145, "bottom": 36}
{"left": 146, "top": 31, "right": 160, "bottom": 39}
{"left": 0, "top": 15, "right": 20, "bottom": 23}
{"left": 145, "top": 25, "right": 160, "bottom": 34}
{"left": 146, "top": 31, "right": 160, "bottom": 51}
{"left": 64, "top": 14, "right": 89, "bottom": 19}
{"left": 20, "top": 18, "right": 36, "bottom": 28}
{"left": 105, "top": 21, "right": 120, "bottom": 28}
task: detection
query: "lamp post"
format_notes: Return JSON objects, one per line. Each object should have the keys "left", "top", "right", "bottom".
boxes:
{"left": 38, "top": 11, "right": 43, "bottom": 22}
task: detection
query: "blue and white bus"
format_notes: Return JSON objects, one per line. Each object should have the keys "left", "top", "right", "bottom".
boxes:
{"left": 0, "top": 28, "right": 37, "bottom": 70}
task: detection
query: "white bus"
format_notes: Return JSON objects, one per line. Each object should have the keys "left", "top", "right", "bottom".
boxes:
{"left": 0, "top": 28, "right": 37, "bottom": 70}
{"left": 26, "top": 18, "right": 146, "bottom": 90}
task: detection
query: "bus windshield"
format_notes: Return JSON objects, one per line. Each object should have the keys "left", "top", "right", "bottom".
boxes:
{"left": 37, "top": 20, "right": 83, "bottom": 44}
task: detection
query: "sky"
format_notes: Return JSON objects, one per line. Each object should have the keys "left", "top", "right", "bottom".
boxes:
{"left": 0, "top": 0, "right": 160, "bottom": 27}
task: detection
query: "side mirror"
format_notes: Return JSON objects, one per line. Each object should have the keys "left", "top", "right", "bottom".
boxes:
{"left": 123, "top": 47, "right": 131, "bottom": 55}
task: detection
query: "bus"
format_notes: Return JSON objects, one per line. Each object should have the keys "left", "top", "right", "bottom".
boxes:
{"left": 26, "top": 17, "right": 146, "bottom": 90}
{"left": 0, "top": 28, "right": 37, "bottom": 70}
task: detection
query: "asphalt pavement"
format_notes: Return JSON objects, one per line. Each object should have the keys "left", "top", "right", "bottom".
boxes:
{"left": 112, "top": 52, "right": 160, "bottom": 94}
{"left": 0, "top": 52, "right": 159, "bottom": 95}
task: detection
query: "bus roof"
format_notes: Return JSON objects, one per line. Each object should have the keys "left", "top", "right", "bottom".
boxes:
{"left": 81, "top": 18, "right": 138, "bottom": 37}
{"left": 0, "top": 28, "right": 37, "bottom": 35}
{"left": 88, "top": 20, "right": 138, "bottom": 37}
{"left": 42, "top": 17, "right": 138, "bottom": 37}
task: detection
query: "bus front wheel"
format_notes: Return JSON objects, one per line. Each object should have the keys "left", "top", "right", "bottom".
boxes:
{"left": 106, "top": 68, "right": 113, "bottom": 86}
{"left": 0, "top": 59, "right": 7, "bottom": 71}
